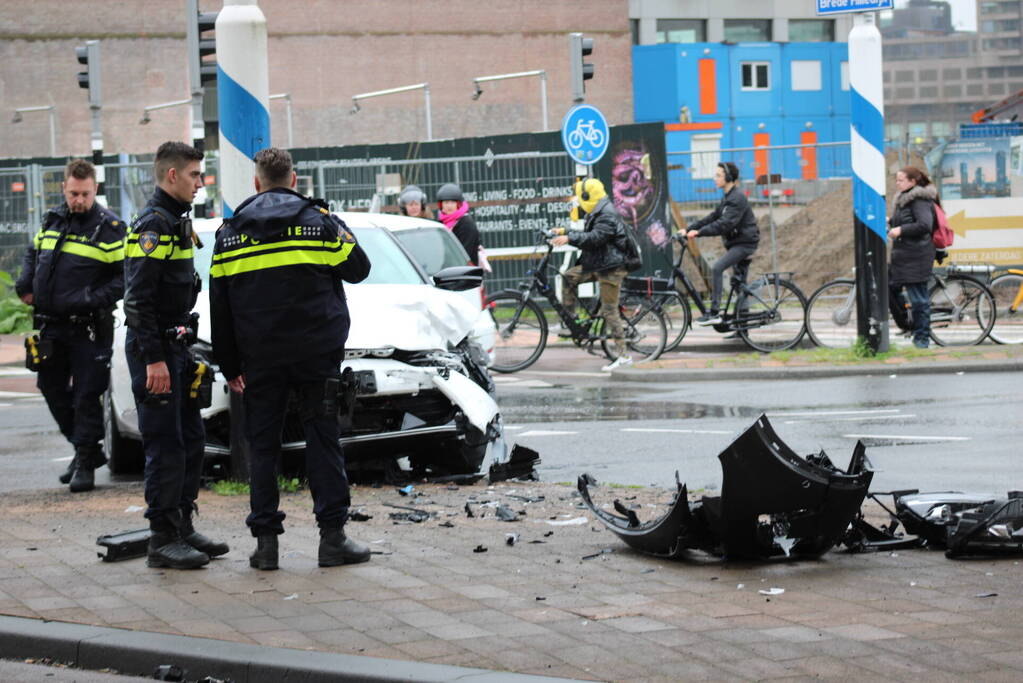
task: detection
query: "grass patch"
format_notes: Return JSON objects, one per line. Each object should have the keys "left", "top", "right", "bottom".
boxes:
{"left": 211, "top": 476, "right": 302, "bottom": 496}
{"left": 606, "top": 482, "right": 645, "bottom": 489}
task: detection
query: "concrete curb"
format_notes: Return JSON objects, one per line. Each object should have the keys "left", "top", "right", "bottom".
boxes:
{"left": 612, "top": 358, "right": 1023, "bottom": 382}
{"left": 0, "top": 615, "right": 577, "bottom": 683}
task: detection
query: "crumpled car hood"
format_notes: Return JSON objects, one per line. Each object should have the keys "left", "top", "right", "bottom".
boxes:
{"left": 346, "top": 284, "right": 479, "bottom": 350}
{"left": 194, "top": 284, "right": 477, "bottom": 352}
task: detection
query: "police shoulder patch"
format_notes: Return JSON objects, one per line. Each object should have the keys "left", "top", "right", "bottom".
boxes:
{"left": 139, "top": 231, "right": 160, "bottom": 255}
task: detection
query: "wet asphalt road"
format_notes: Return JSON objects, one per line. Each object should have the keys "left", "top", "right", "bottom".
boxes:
{"left": 2, "top": 347, "right": 1021, "bottom": 495}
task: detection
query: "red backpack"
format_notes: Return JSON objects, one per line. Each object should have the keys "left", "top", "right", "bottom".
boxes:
{"left": 932, "top": 203, "right": 954, "bottom": 250}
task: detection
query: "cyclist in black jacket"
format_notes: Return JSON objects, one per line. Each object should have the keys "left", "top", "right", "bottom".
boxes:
{"left": 124, "top": 141, "right": 227, "bottom": 570}
{"left": 15, "top": 159, "right": 124, "bottom": 492}
{"left": 686, "top": 162, "right": 760, "bottom": 326}
{"left": 210, "top": 147, "right": 371, "bottom": 571}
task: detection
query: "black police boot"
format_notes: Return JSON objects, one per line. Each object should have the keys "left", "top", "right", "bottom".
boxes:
{"left": 318, "top": 528, "right": 370, "bottom": 567}
{"left": 58, "top": 451, "right": 77, "bottom": 485}
{"left": 147, "top": 531, "right": 210, "bottom": 570}
{"left": 249, "top": 535, "right": 279, "bottom": 571}
{"left": 181, "top": 517, "right": 229, "bottom": 558}
{"left": 64, "top": 444, "right": 107, "bottom": 488}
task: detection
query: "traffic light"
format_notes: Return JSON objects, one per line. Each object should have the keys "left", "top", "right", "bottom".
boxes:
{"left": 187, "top": 0, "right": 219, "bottom": 92}
{"left": 75, "top": 40, "right": 102, "bottom": 108}
{"left": 569, "top": 32, "right": 594, "bottom": 103}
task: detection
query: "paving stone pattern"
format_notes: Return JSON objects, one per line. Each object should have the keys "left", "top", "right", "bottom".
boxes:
{"left": 2, "top": 482, "right": 1022, "bottom": 682}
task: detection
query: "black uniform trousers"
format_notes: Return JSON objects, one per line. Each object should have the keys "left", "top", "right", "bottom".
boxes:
{"left": 36, "top": 318, "right": 113, "bottom": 448}
{"left": 125, "top": 330, "right": 205, "bottom": 532}
{"left": 243, "top": 351, "right": 350, "bottom": 536}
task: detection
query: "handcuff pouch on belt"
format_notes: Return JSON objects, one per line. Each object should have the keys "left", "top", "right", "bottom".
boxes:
{"left": 25, "top": 335, "right": 52, "bottom": 372}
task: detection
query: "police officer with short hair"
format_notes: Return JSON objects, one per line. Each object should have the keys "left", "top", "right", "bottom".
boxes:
{"left": 210, "top": 147, "right": 371, "bottom": 571}
{"left": 15, "top": 159, "right": 124, "bottom": 492}
{"left": 124, "top": 141, "right": 228, "bottom": 570}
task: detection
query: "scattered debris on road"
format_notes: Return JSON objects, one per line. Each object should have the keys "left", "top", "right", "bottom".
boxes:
{"left": 489, "top": 444, "right": 541, "bottom": 483}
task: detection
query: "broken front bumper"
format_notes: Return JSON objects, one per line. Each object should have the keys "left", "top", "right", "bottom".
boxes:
{"left": 579, "top": 415, "right": 873, "bottom": 561}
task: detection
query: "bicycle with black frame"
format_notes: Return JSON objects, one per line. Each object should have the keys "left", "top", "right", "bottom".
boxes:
{"left": 485, "top": 231, "right": 668, "bottom": 373}
{"left": 620, "top": 235, "right": 808, "bottom": 353}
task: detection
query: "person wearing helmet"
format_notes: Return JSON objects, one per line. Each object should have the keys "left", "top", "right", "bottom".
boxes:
{"left": 397, "top": 185, "right": 433, "bottom": 220}
{"left": 685, "top": 162, "right": 759, "bottom": 326}
{"left": 436, "top": 183, "right": 481, "bottom": 266}
{"left": 549, "top": 178, "right": 637, "bottom": 372}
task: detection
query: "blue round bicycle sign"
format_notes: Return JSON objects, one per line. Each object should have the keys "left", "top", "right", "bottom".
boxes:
{"left": 561, "top": 104, "right": 609, "bottom": 165}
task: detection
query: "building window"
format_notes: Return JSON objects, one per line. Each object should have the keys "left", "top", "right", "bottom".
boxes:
{"left": 789, "top": 19, "right": 834, "bottom": 42}
{"left": 725, "top": 19, "right": 772, "bottom": 42}
{"left": 908, "top": 122, "right": 927, "bottom": 138}
{"left": 942, "top": 68, "right": 962, "bottom": 80}
{"left": 886, "top": 123, "right": 904, "bottom": 140}
{"left": 895, "top": 87, "right": 915, "bottom": 99}
{"left": 919, "top": 86, "right": 938, "bottom": 98}
{"left": 989, "top": 82, "right": 1006, "bottom": 95}
{"left": 967, "top": 83, "right": 984, "bottom": 95}
{"left": 655, "top": 19, "right": 705, "bottom": 44}
{"left": 740, "top": 62, "right": 771, "bottom": 90}
{"left": 919, "top": 69, "right": 938, "bottom": 82}
{"left": 989, "top": 67, "right": 1005, "bottom": 78}
{"left": 943, "top": 85, "right": 962, "bottom": 97}
{"left": 1008, "top": 66, "right": 1023, "bottom": 77}
{"left": 931, "top": 121, "right": 953, "bottom": 138}
{"left": 883, "top": 71, "right": 891, "bottom": 83}
{"left": 967, "top": 67, "right": 983, "bottom": 79}
{"left": 790, "top": 60, "right": 822, "bottom": 91}
{"left": 840, "top": 61, "right": 849, "bottom": 91}
{"left": 895, "top": 70, "right": 914, "bottom": 82}
{"left": 690, "top": 135, "right": 722, "bottom": 179}
{"left": 630, "top": 19, "right": 639, "bottom": 46}
{"left": 980, "top": 2, "right": 1000, "bottom": 14}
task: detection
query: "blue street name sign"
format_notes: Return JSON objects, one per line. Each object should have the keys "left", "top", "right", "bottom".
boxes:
{"left": 561, "top": 104, "right": 610, "bottom": 166}
{"left": 816, "top": 0, "right": 893, "bottom": 15}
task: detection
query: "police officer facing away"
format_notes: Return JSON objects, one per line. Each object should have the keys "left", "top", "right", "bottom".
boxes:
{"left": 124, "top": 141, "right": 228, "bottom": 570}
{"left": 15, "top": 159, "right": 124, "bottom": 492}
{"left": 210, "top": 147, "right": 372, "bottom": 571}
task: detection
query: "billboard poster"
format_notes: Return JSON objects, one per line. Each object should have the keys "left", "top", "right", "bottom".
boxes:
{"left": 933, "top": 136, "right": 1023, "bottom": 266}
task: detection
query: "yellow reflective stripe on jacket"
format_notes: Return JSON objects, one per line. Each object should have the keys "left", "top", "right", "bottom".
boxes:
{"left": 35, "top": 235, "right": 124, "bottom": 263}
{"left": 210, "top": 241, "right": 355, "bottom": 278}
{"left": 124, "top": 233, "right": 193, "bottom": 260}
{"left": 211, "top": 238, "right": 343, "bottom": 263}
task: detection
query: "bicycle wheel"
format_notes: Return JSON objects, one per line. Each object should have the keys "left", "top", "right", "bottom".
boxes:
{"left": 601, "top": 299, "right": 668, "bottom": 362}
{"left": 736, "top": 277, "right": 807, "bottom": 352}
{"left": 660, "top": 291, "right": 692, "bottom": 351}
{"left": 486, "top": 293, "right": 548, "bottom": 373}
{"left": 805, "top": 279, "right": 858, "bottom": 349}
{"left": 928, "top": 275, "right": 995, "bottom": 346}
{"left": 988, "top": 272, "right": 1023, "bottom": 345}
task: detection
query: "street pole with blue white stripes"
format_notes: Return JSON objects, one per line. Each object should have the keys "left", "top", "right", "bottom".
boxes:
{"left": 216, "top": 0, "right": 270, "bottom": 218}
{"left": 849, "top": 12, "right": 889, "bottom": 353}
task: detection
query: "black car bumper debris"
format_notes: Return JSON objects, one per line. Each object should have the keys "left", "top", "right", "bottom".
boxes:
{"left": 578, "top": 414, "right": 873, "bottom": 561}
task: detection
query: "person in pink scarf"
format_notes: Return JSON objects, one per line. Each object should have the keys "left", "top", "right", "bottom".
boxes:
{"left": 435, "top": 183, "right": 481, "bottom": 266}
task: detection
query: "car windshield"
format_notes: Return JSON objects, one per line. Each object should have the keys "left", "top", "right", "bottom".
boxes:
{"left": 392, "top": 227, "right": 470, "bottom": 276}
{"left": 192, "top": 225, "right": 424, "bottom": 290}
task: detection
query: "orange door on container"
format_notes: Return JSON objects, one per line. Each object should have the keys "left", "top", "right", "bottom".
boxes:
{"left": 801, "top": 131, "right": 818, "bottom": 180}
{"left": 753, "top": 133, "right": 770, "bottom": 181}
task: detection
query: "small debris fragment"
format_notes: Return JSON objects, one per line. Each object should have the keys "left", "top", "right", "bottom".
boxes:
{"left": 545, "top": 516, "right": 588, "bottom": 526}
{"left": 758, "top": 587, "right": 785, "bottom": 596}
{"left": 581, "top": 548, "right": 614, "bottom": 560}
{"left": 349, "top": 510, "right": 372, "bottom": 522}
{"left": 438, "top": 521, "right": 455, "bottom": 528}
{"left": 152, "top": 665, "right": 184, "bottom": 681}
{"left": 536, "top": 596, "right": 546, "bottom": 601}
{"left": 640, "top": 568, "right": 656, "bottom": 574}
{"left": 124, "top": 505, "right": 144, "bottom": 513}
{"left": 473, "top": 544, "right": 488, "bottom": 553}
{"left": 910, "top": 581, "right": 917, "bottom": 587}
{"left": 737, "top": 584, "right": 745, "bottom": 590}
{"left": 505, "top": 533, "right": 519, "bottom": 546}
{"left": 495, "top": 505, "right": 518, "bottom": 522}
{"left": 544, "top": 531, "right": 554, "bottom": 537}
{"left": 975, "top": 592, "right": 998, "bottom": 598}
{"left": 389, "top": 511, "right": 430, "bottom": 523}
{"left": 283, "top": 593, "right": 298, "bottom": 600}
{"left": 489, "top": 444, "right": 541, "bottom": 482}
{"left": 397, "top": 485, "right": 415, "bottom": 496}
{"left": 464, "top": 503, "right": 475, "bottom": 518}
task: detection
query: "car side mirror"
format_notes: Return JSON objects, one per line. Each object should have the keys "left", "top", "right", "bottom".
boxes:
{"left": 432, "top": 265, "right": 483, "bottom": 292}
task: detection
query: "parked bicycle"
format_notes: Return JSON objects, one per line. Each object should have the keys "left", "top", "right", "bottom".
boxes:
{"left": 805, "top": 264, "right": 997, "bottom": 348}
{"left": 988, "top": 267, "right": 1023, "bottom": 345}
{"left": 485, "top": 233, "right": 667, "bottom": 373}
{"left": 621, "top": 235, "right": 808, "bottom": 353}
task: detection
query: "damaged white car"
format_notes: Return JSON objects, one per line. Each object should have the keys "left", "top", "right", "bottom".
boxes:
{"left": 104, "top": 213, "right": 501, "bottom": 479}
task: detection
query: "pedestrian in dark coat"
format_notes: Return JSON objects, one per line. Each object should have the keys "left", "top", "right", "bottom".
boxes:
{"left": 436, "top": 183, "right": 481, "bottom": 266}
{"left": 887, "top": 166, "right": 938, "bottom": 349}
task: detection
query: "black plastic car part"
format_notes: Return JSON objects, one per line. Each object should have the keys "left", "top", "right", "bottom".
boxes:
{"left": 96, "top": 528, "right": 152, "bottom": 562}
{"left": 945, "top": 493, "right": 1023, "bottom": 558}
{"left": 578, "top": 415, "right": 873, "bottom": 561}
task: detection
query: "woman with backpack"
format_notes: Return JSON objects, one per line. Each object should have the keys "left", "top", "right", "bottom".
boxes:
{"left": 887, "top": 166, "right": 939, "bottom": 349}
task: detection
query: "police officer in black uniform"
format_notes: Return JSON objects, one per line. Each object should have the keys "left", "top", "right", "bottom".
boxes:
{"left": 210, "top": 147, "right": 371, "bottom": 571}
{"left": 15, "top": 159, "right": 124, "bottom": 492}
{"left": 124, "top": 141, "right": 228, "bottom": 570}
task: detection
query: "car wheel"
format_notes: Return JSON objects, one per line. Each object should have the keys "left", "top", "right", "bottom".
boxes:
{"left": 104, "top": 388, "right": 143, "bottom": 474}
{"left": 228, "top": 390, "right": 251, "bottom": 482}
{"left": 435, "top": 426, "right": 489, "bottom": 475}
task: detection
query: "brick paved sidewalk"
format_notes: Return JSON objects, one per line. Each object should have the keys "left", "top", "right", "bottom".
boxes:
{"left": 2, "top": 481, "right": 1022, "bottom": 681}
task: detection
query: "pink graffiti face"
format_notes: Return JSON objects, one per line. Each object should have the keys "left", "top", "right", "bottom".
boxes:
{"left": 612, "top": 147, "right": 655, "bottom": 224}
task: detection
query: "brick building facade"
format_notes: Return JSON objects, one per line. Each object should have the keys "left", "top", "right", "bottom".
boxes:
{"left": 0, "top": 0, "right": 632, "bottom": 158}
